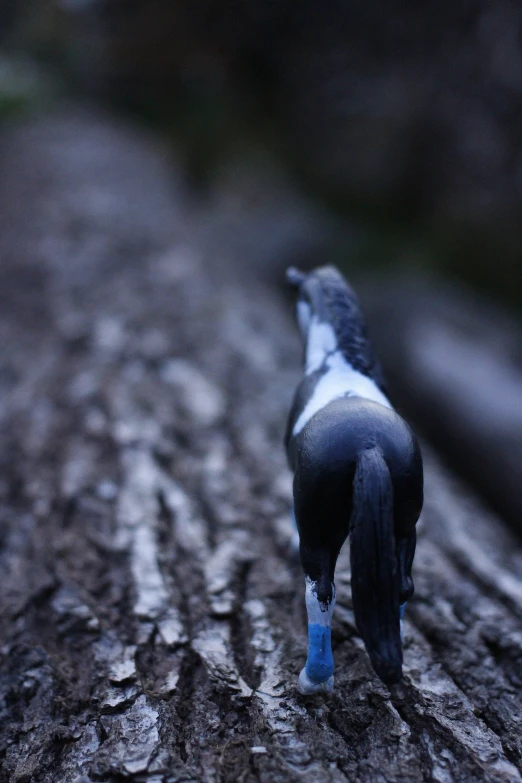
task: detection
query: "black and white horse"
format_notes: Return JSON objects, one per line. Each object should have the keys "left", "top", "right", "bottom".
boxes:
{"left": 285, "top": 266, "right": 423, "bottom": 694}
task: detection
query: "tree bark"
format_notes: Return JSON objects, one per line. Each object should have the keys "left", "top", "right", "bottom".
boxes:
{"left": 1, "top": 110, "right": 522, "bottom": 783}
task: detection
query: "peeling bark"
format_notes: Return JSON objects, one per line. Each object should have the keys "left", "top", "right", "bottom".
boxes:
{"left": 1, "top": 111, "right": 522, "bottom": 783}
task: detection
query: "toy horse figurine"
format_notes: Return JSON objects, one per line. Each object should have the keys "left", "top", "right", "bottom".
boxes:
{"left": 285, "top": 265, "right": 423, "bottom": 694}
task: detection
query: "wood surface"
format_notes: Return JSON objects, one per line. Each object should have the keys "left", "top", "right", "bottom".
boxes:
{"left": 1, "top": 111, "right": 522, "bottom": 783}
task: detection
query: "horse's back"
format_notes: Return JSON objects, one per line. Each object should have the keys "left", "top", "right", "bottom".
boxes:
{"left": 296, "top": 396, "right": 414, "bottom": 469}
{"left": 295, "top": 396, "right": 423, "bottom": 534}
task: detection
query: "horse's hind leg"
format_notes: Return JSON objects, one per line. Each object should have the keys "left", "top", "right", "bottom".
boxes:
{"left": 397, "top": 528, "right": 416, "bottom": 637}
{"left": 297, "top": 542, "right": 345, "bottom": 694}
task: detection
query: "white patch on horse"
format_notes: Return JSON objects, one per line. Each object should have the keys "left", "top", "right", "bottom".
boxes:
{"left": 293, "top": 350, "right": 392, "bottom": 436}
{"left": 296, "top": 301, "right": 312, "bottom": 342}
{"left": 305, "top": 576, "right": 336, "bottom": 627}
{"left": 305, "top": 316, "right": 338, "bottom": 374}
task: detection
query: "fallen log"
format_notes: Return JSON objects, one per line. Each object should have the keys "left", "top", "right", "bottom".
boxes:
{"left": 1, "top": 110, "right": 522, "bottom": 783}
{"left": 362, "top": 277, "right": 522, "bottom": 533}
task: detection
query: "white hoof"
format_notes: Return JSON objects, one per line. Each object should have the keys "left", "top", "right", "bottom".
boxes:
{"left": 297, "top": 668, "right": 334, "bottom": 695}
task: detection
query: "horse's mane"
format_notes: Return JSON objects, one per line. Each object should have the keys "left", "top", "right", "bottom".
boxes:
{"left": 289, "top": 266, "right": 388, "bottom": 392}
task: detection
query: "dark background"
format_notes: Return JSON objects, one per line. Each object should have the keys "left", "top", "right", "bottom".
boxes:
{"left": 1, "top": 0, "right": 522, "bottom": 309}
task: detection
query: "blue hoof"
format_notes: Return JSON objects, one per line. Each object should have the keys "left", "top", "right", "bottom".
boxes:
{"left": 305, "top": 624, "right": 334, "bottom": 684}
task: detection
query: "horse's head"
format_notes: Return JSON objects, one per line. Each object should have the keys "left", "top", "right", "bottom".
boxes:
{"left": 286, "top": 265, "right": 358, "bottom": 351}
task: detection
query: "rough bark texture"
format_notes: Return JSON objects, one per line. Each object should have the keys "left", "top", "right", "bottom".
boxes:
{"left": 1, "top": 110, "right": 522, "bottom": 783}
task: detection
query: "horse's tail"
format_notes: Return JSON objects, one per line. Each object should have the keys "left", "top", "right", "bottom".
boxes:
{"left": 350, "top": 446, "right": 402, "bottom": 684}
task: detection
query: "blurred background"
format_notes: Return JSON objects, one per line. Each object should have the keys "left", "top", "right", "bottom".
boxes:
{"left": 2, "top": 0, "right": 522, "bottom": 302}
{"left": 1, "top": 0, "right": 522, "bottom": 527}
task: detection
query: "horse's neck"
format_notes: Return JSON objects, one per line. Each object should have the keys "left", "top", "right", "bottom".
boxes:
{"left": 304, "top": 316, "right": 340, "bottom": 375}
